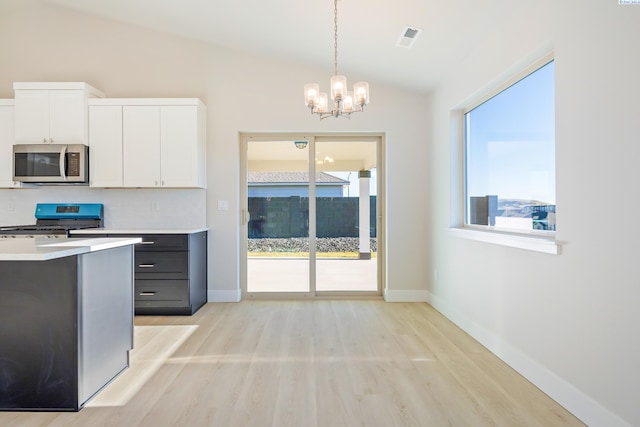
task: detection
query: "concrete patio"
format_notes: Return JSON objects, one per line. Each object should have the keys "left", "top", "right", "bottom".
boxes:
{"left": 247, "top": 257, "right": 378, "bottom": 293}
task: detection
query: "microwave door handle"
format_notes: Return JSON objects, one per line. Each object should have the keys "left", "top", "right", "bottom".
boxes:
{"left": 59, "top": 145, "right": 67, "bottom": 181}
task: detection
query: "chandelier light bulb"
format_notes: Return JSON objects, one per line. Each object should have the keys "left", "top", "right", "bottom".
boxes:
{"left": 330, "top": 75, "right": 347, "bottom": 101}
{"left": 343, "top": 91, "right": 354, "bottom": 112}
{"left": 304, "top": 83, "right": 320, "bottom": 107}
{"left": 354, "top": 81, "right": 370, "bottom": 107}
{"left": 317, "top": 92, "right": 328, "bottom": 113}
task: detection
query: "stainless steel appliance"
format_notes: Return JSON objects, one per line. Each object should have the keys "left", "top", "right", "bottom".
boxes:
{"left": 12, "top": 144, "right": 89, "bottom": 184}
{"left": 0, "top": 203, "right": 103, "bottom": 238}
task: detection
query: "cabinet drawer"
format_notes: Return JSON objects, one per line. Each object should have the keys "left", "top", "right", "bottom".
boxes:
{"left": 134, "top": 234, "right": 188, "bottom": 251}
{"left": 135, "top": 280, "right": 188, "bottom": 303}
{"left": 134, "top": 252, "right": 188, "bottom": 279}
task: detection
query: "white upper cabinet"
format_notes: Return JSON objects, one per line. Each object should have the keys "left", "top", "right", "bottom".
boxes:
{"left": 14, "top": 82, "right": 104, "bottom": 145}
{"left": 161, "top": 105, "right": 206, "bottom": 188}
{"left": 14, "top": 90, "right": 50, "bottom": 143}
{"left": 89, "top": 105, "right": 124, "bottom": 187}
{"left": 123, "top": 105, "right": 162, "bottom": 187}
{"left": 0, "top": 100, "right": 22, "bottom": 188}
{"left": 88, "top": 98, "right": 206, "bottom": 189}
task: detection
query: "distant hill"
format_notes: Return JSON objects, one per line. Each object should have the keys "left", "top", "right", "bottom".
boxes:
{"left": 497, "top": 199, "right": 555, "bottom": 218}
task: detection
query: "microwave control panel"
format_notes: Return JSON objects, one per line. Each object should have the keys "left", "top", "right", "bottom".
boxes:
{"left": 67, "top": 152, "right": 80, "bottom": 176}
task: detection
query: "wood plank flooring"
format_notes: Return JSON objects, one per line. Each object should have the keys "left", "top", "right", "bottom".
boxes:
{"left": 0, "top": 300, "right": 585, "bottom": 426}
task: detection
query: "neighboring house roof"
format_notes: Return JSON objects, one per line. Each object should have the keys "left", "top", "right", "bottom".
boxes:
{"left": 248, "top": 172, "right": 348, "bottom": 186}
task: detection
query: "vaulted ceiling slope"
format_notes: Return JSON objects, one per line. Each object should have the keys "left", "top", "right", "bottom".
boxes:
{"left": 2, "top": 0, "right": 553, "bottom": 93}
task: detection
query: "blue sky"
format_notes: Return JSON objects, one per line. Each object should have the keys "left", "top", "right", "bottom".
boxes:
{"left": 330, "top": 170, "right": 377, "bottom": 197}
{"left": 466, "top": 60, "right": 555, "bottom": 204}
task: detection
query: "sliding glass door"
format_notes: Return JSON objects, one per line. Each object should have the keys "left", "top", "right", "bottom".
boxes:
{"left": 315, "top": 138, "right": 378, "bottom": 292}
{"left": 241, "top": 133, "right": 382, "bottom": 298}
{"left": 245, "top": 138, "right": 310, "bottom": 294}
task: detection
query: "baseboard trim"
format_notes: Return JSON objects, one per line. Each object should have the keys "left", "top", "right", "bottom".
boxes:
{"left": 426, "top": 291, "right": 632, "bottom": 427}
{"left": 383, "top": 289, "right": 429, "bottom": 302}
{"left": 208, "top": 289, "right": 241, "bottom": 302}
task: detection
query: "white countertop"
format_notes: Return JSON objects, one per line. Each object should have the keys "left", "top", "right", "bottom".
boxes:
{"left": 70, "top": 228, "right": 208, "bottom": 235}
{"left": 0, "top": 237, "right": 142, "bottom": 261}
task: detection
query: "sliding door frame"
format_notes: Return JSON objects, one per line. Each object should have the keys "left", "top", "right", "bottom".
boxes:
{"left": 240, "top": 131, "right": 385, "bottom": 300}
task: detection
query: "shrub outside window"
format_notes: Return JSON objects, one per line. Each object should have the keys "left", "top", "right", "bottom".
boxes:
{"left": 464, "top": 59, "right": 555, "bottom": 232}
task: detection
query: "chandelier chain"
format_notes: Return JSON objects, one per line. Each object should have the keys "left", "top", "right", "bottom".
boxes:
{"left": 334, "top": 0, "right": 338, "bottom": 76}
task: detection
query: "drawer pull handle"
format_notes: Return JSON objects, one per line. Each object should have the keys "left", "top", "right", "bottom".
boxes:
{"left": 140, "top": 241, "right": 155, "bottom": 245}
{"left": 139, "top": 264, "right": 155, "bottom": 268}
{"left": 139, "top": 291, "right": 156, "bottom": 296}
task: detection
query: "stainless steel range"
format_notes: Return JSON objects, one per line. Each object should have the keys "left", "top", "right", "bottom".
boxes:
{"left": 0, "top": 203, "right": 104, "bottom": 238}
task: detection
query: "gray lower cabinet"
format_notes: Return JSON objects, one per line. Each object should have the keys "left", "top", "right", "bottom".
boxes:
{"left": 133, "top": 231, "right": 207, "bottom": 315}
{"left": 82, "top": 231, "right": 207, "bottom": 315}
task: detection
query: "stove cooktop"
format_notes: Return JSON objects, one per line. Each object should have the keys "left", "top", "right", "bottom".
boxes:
{"left": 0, "top": 203, "right": 104, "bottom": 237}
{"left": 0, "top": 233, "right": 66, "bottom": 239}
{"left": 0, "top": 224, "right": 98, "bottom": 235}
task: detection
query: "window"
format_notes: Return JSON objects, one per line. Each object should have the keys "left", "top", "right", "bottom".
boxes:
{"left": 464, "top": 59, "right": 555, "bottom": 233}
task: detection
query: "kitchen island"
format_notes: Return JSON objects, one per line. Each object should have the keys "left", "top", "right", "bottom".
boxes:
{"left": 0, "top": 236, "right": 141, "bottom": 411}
{"left": 71, "top": 229, "right": 208, "bottom": 315}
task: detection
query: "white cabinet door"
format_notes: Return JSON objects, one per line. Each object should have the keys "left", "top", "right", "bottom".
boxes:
{"left": 161, "top": 106, "right": 200, "bottom": 187}
{"left": 0, "top": 102, "right": 21, "bottom": 188}
{"left": 14, "top": 90, "right": 50, "bottom": 143}
{"left": 14, "top": 89, "right": 86, "bottom": 144}
{"left": 91, "top": 99, "right": 206, "bottom": 189}
{"left": 49, "top": 90, "right": 86, "bottom": 144}
{"left": 123, "top": 106, "right": 161, "bottom": 187}
{"left": 89, "top": 105, "right": 124, "bottom": 187}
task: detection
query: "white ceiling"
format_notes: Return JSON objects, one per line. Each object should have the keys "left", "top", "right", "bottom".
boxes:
{"left": 18, "top": 0, "right": 540, "bottom": 94}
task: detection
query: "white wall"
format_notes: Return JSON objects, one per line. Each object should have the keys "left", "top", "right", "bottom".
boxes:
{"left": 427, "top": 1, "right": 640, "bottom": 426}
{"left": 0, "top": 3, "right": 430, "bottom": 302}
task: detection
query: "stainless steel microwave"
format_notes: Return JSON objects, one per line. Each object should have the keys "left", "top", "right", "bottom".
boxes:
{"left": 13, "top": 144, "right": 89, "bottom": 184}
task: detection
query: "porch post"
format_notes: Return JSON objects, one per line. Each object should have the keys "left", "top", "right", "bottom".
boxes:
{"left": 358, "top": 170, "right": 371, "bottom": 260}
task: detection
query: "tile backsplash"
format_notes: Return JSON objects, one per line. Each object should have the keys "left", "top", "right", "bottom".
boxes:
{"left": 0, "top": 187, "right": 206, "bottom": 229}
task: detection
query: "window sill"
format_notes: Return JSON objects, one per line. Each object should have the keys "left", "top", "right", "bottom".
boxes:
{"left": 448, "top": 226, "right": 560, "bottom": 254}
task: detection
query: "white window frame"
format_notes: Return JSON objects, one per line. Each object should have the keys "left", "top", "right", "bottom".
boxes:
{"left": 449, "top": 53, "right": 560, "bottom": 255}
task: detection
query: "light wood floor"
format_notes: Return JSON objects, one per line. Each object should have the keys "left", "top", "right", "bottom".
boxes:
{"left": 0, "top": 300, "right": 585, "bottom": 426}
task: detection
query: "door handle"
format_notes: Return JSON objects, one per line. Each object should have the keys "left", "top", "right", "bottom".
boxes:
{"left": 138, "top": 264, "right": 155, "bottom": 268}
{"left": 139, "top": 291, "right": 156, "bottom": 296}
{"left": 241, "top": 209, "right": 251, "bottom": 225}
{"left": 59, "top": 145, "right": 67, "bottom": 181}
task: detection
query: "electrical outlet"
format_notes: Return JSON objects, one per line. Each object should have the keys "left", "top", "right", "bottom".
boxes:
{"left": 151, "top": 200, "right": 160, "bottom": 211}
{"left": 7, "top": 200, "right": 15, "bottom": 212}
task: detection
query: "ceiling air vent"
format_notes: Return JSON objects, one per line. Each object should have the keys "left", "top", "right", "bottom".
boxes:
{"left": 396, "top": 26, "right": 422, "bottom": 48}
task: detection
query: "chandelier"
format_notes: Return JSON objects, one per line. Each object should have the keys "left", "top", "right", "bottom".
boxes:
{"left": 304, "top": 0, "right": 370, "bottom": 119}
